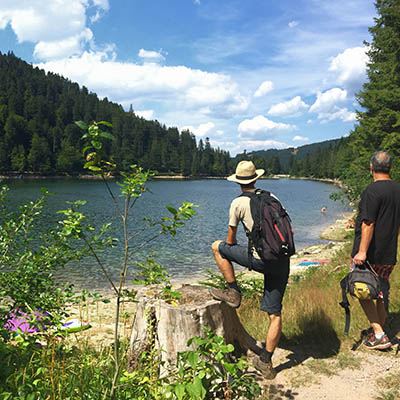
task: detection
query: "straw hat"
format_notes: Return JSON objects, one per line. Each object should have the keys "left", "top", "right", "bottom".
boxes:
{"left": 227, "top": 161, "right": 264, "bottom": 184}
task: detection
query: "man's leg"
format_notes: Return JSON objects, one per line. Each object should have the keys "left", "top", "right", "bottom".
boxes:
{"left": 266, "top": 314, "right": 282, "bottom": 353}
{"left": 253, "top": 258, "right": 289, "bottom": 379}
{"left": 359, "top": 299, "right": 391, "bottom": 349}
{"left": 360, "top": 266, "right": 393, "bottom": 350}
{"left": 359, "top": 299, "right": 384, "bottom": 334}
{"left": 376, "top": 298, "right": 387, "bottom": 327}
{"left": 209, "top": 240, "right": 242, "bottom": 308}
{"left": 211, "top": 240, "right": 236, "bottom": 283}
{"left": 253, "top": 314, "right": 282, "bottom": 380}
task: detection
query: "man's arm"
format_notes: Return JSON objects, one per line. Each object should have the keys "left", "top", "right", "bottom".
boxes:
{"left": 225, "top": 225, "right": 237, "bottom": 245}
{"left": 353, "top": 220, "right": 375, "bottom": 264}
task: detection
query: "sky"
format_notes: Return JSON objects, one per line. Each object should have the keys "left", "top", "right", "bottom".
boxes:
{"left": 0, "top": 0, "right": 377, "bottom": 156}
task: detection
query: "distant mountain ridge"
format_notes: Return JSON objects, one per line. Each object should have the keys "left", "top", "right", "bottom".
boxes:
{"left": 234, "top": 138, "right": 343, "bottom": 169}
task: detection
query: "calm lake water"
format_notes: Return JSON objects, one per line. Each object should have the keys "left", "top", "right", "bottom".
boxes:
{"left": 5, "top": 178, "right": 350, "bottom": 289}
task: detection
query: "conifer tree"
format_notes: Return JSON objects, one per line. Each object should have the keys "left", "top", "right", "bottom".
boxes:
{"left": 346, "top": 0, "right": 400, "bottom": 195}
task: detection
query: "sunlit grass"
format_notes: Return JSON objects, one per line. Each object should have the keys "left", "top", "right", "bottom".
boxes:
{"left": 239, "top": 239, "right": 400, "bottom": 353}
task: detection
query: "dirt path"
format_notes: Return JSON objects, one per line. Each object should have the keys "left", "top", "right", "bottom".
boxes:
{"left": 257, "top": 340, "right": 400, "bottom": 399}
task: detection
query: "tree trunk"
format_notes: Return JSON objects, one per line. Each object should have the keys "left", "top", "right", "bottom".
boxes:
{"left": 129, "top": 284, "right": 263, "bottom": 369}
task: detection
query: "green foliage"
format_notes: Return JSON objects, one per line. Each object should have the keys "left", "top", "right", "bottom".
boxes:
{"left": 132, "top": 254, "right": 182, "bottom": 303}
{"left": 1, "top": 329, "right": 261, "bottom": 400}
{"left": 27, "top": 133, "right": 52, "bottom": 174}
{"left": 165, "top": 327, "right": 261, "bottom": 400}
{"left": 199, "top": 268, "right": 264, "bottom": 298}
{"left": 132, "top": 253, "right": 171, "bottom": 285}
{"left": 198, "top": 267, "right": 237, "bottom": 289}
{"left": 0, "top": 185, "right": 80, "bottom": 319}
{"left": 0, "top": 341, "right": 118, "bottom": 399}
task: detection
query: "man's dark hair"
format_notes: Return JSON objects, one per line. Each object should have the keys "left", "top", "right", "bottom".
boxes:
{"left": 370, "top": 151, "right": 392, "bottom": 174}
{"left": 240, "top": 182, "right": 256, "bottom": 189}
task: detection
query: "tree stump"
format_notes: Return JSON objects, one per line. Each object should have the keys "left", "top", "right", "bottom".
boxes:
{"left": 129, "top": 284, "right": 264, "bottom": 369}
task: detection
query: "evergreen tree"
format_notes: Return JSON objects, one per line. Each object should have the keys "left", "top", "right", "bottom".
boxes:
{"left": 191, "top": 151, "right": 200, "bottom": 176}
{"left": 271, "top": 156, "right": 281, "bottom": 175}
{"left": 200, "top": 137, "right": 213, "bottom": 175}
{"left": 346, "top": 0, "right": 400, "bottom": 196}
{"left": 11, "top": 145, "right": 26, "bottom": 172}
{"left": 28, "top": 133, "right": 52, "bottom": 174}
{"left": 56, "top": 139, "right": 83, "bottom": 174}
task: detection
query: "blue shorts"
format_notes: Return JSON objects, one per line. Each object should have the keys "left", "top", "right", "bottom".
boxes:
{"left": 218, "top": 242, "right": 290, "bottom": 315}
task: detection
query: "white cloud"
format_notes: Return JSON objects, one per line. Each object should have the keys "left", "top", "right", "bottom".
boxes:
{"left": 309, "top": 88, "right": 356, "bottom": 122}
{"left": 293, "top": 135, "right": 309, "bottom": 142}
{"left": 92, "top": 0, "right": 109, "bottom": 10}
{"left": 309, "top": 88, "right": 347, "bottom": 113}
{"left": 181, "top": 122, "right": 215, "bottom": 137}
{"left": 35, "top": 51, "right": 248, "bottom": 118}
{"left": 254, "top": 80, "right": 274, "bottom": 97}
{"left": 34, "top": 29, "right": 93, "bottom": 60}
{"left": 238, "top": 115, "right": 296, "bottom": 137}
{"left": 317, "top": 108, "right": 357, "bottom": 123}
{"left": 268, "top": 96, "right": 308, "bottom": 117}
{"left": 329, "top": 46, "right": 369, "bottom": 92}
{"left": 0, "top": 1, "right": 85, "bottom": 43}
{"left": 138, "top": 48, "right": 165, "bottom": 62}
{"left": 185, "top": 83, "right": 248, "bottom": 115}
{"left": 0, "top": 0, "right": 108, "bottom": 60}
{"left": 135, "top": 110, "right": 154, "bottom": 120}
{"left": 288, "top": 21, "right": 299, "bottom": 28}
{"left": 211, "top": 139, "right": 289, "bottom": 156}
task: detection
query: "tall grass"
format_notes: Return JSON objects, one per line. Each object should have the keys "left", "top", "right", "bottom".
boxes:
{"left": 239, "top": 239, "right": 400, "bottom": 354}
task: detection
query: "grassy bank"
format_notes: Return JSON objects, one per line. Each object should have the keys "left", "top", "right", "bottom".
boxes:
{"left": 240, "top": 235, "right": 400, "bottom": 352}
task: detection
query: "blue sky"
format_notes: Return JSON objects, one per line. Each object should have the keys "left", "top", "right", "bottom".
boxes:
{"left": 0, "top": 0, "right": 377, "bottom": 155}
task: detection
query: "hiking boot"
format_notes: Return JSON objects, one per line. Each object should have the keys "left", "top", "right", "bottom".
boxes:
{"left": 253, "top": 357, "right": 277, "bottom": 379}
{"left": 209, "top": 287, "right": 242, "bottom": 308}
{"left": 363, "top": 333, "right": 392, "bottom": 350}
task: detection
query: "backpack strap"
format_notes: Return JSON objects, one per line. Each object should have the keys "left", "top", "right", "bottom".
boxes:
{"left": 339, "top": 275, "right": 351, "bottom": 335}
{"left": 238, "top": 190, "right": 267, "bottom": 270}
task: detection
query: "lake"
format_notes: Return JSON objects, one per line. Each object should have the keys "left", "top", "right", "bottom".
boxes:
{"left": 5, "top": 178, "right": 351, "bottom": 289}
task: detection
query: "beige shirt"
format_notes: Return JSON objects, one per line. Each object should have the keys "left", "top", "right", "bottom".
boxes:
{"left": 229, "top": 195, "right": 254, "bottom": 232}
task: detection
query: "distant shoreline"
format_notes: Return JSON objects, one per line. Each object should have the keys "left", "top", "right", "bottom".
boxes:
{"left": 0, "top": 173, "right": 341, "bottom": 185}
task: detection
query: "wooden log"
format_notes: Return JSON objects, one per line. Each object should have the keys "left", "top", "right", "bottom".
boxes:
{"left": 129, "top": 284, "right": 264, "bottom": 369}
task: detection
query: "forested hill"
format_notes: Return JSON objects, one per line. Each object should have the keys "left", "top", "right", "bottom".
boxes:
{"left": 0, "top": 51, "right": 231, "bottom": 176}
{"left": 238, "top": 138, "right": 341, "bottom": 166}
{"left": 233, "top": 137, "right": 351, "bottom": 179}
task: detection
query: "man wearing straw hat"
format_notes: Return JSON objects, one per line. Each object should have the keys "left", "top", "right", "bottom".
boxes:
{"left": 209, "top": 160, "right": 291, "bottom": 379}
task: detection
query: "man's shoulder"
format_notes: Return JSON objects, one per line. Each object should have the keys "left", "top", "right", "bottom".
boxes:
{"left": 362, "top": 180, "right": 400, "bottom": 207}
{"left": 368, "top": 180, "right": 400, "bottom": 194}
{"left": 231, "top": 195, "right": 251, "bottom": 207}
